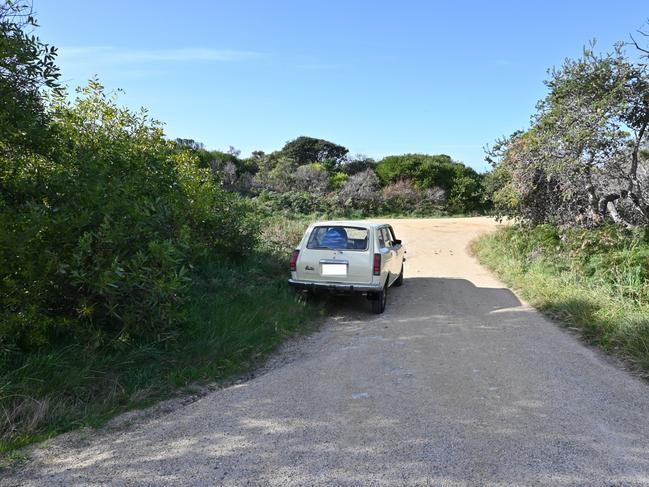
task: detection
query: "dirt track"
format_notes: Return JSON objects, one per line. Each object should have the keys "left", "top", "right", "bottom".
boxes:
{"left": 5, "top": 217, "right": 649, "bottom": 486}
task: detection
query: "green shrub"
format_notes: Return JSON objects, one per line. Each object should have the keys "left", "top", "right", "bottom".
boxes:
{"left": 254, "top": 190, "right": 332, "bottom": 215}
{"left": 330, "top": 171, "right": 349, "bottom": 190}
{"left": 0, "top": 81, "right": 257, "bottom": 359}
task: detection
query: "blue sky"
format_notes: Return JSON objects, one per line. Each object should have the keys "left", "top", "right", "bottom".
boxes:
{"left": 36, "top": 1, "right": 647, "bottom": 171}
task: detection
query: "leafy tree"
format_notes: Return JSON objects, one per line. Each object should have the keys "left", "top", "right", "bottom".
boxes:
{"left": 482, "top": 139, "right": 523, "bottom": 220}
{"left": 281, "top": 136, "right": 349, "bottom": 171}
{"left": 246, "top": 150, "right": 267, "bottom": 173}
{"left": 487, "top": 43, "right": 649, "bottom": 227}
{"left": 174, "top": 138, "right": 204, "bottom": 151}
{"left": 447, "top": 171, "right": 484, "bottom": 213}
{"left": 0, "top": 1, "right": 60, "bottom": 154}
{"left": 340, "top": 155, "right": 376, "bottom": 175}
{"left": 485, "top": 131, "right": 565, "bottom": 224}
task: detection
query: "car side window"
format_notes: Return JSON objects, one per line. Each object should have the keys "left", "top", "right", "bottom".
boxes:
{"left": 377, "top": 228, "right": 385, "bottom": 248}
{"left": 388, "top": 226, "right": 398, "bottom": 245}
{"left": 380, "top": 228, "right": 393, "bottom": 248}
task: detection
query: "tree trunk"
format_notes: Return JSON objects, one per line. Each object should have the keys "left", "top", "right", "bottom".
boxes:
{"left": 629, "top": 121, "right": 647, "bottom": 183}
{"left": 606, "top": 201, "right": 634, "bottom": 228}
{"left": 598, "top": 193, "right": 635, "bottom": 228}
{"left": 627, "top": 121, "right": 649, "bottom": 222}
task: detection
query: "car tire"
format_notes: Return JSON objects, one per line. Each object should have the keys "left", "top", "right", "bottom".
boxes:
{"left": 371, "top": 282, "right": 387, "bottom": 314}
{"left": 393, "top": 264, "right": 404, "bottom": 287}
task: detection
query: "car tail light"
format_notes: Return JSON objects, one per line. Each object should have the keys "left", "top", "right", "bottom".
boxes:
{"left": 289, "top": 250, "right": 300, "bottom": 272}
{"left": 373, "top": 253, "right": 381, "bottom": 276}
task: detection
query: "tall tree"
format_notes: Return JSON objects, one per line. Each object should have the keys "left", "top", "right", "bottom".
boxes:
{"left": 281, "top": 136, "right": 349, "bottom": 170}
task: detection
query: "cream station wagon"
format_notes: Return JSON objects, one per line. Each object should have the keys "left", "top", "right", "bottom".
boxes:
{"left": 288, "top": 221, "right": 406, "bottom": 313}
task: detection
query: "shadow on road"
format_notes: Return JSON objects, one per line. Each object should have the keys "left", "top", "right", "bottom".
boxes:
{"left": 322, "top": 276, "right": 522, "bottom": 318}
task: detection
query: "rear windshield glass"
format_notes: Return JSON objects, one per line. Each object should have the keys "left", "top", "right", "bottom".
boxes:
{"left": 307, "top": 226, "right": 369, "bottom": 251}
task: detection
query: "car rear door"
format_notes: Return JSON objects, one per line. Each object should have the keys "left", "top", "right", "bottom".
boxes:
{"left": 295, "top": 225, "right": 373, "bottom": 284}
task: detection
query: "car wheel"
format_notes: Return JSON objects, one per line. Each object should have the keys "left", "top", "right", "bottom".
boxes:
{"left": 393, "top": 264, "right": 404, "bottom": 287}
{"left": 371, "top": 282, "right": 388, "bottom": 314}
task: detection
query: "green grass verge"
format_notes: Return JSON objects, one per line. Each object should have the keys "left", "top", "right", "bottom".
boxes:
{"left": 472, "top": 225, "right": 649, "bottom": 375}
{"left": 0, "top": 250, "right": 323, "bottom": 462}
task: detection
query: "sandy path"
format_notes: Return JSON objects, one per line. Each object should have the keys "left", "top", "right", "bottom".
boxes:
{"left": 5, "top": 217, "right": 649, "bottom": 486}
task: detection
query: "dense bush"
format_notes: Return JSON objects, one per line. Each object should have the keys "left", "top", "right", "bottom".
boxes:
{"left": 339, "top": 155, "right": 376, "bottom": 175}
{"left": 377, "top": 153, "right": 454, "bottom": 187}
{"left": 337, "top": 168, "right": 382, "bottom": 214}
{"left": 329, "top": 171, "right": 349, "bottom": 190}
{"left": 294, "top": 163, "right": 329, "bottom": 194}
{"left": 0, "top": 82, "right": 257, "bottom": 361}
{"left": 381, "top": 179, "right": 421, "bottom": 212}
{"left": 375, "top": 153, "right": 484, "bottom": 206}
{"left": 258, "top": 215, "right": 311, "bottom": 258}
{"left": 253, "top": 190, "right": 332, "bottom": 215}
{"left": 446, "top": 171, "right": 486, "bottom": 214}
{"left": 201, "top": 140, "right": 488, "bottom": 217}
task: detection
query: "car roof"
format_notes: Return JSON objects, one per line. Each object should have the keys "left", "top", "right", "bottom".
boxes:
{"left": 308, "top": 220, "right": 388, "bottom": 229}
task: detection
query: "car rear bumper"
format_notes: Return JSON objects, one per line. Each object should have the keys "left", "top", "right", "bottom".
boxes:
{"left": 288, "top": 279, "right": 383, "bottom": 293}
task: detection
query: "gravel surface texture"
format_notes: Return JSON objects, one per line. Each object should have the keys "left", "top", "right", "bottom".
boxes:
{"left": 4, "top": 217, "right": 649, "bottom": 486}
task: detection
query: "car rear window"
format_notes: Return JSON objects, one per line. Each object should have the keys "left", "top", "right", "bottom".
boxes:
{"left": 307, "top": 226, "right": 369, "bottom": 251}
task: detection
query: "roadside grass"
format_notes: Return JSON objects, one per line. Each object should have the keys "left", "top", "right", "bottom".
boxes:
{"left": 472, "top": 225, "right": 649, "bottom": 375}
{"left": 1, "top": 219, "right": 324, "bottom": 462}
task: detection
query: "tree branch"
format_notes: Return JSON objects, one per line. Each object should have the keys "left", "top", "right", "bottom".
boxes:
{"left": 630, "top": 120, "right": 648, "bottom": 183}
{"left": 630, "top": 33, "right": 649, "bottom": 55}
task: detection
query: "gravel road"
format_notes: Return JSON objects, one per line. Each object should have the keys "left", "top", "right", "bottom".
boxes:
{"left": 5, "top": 217, "right": 649, "bottom": 486}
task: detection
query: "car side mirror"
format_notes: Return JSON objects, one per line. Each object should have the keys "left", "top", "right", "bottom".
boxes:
{"left": 393, "top": 239, "right": 402, "bottom": 245}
